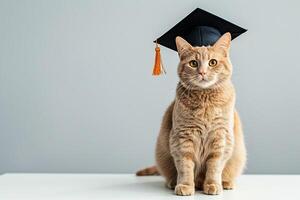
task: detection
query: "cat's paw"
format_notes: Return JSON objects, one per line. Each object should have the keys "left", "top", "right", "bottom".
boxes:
{"left": 203, "top": 182, "right": 222, "bottom": 195}
{"left": 174, "top": 184, "right": 195, "bottom": 196}
{"left": 222, "top": 181, "right": 235, "bottom": 190}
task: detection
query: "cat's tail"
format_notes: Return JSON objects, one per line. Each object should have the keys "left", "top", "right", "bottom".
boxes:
{"left": 136, "top": 165, "right": 160, "bottom": 176}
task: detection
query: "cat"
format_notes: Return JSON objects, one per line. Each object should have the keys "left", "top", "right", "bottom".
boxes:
{"left": 136, "top": 33, "right": 246, "bottom": 196}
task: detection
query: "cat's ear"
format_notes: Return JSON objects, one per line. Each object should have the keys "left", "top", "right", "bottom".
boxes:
{"left": 175, "top": 36, "right": 192, "bottom": 56}
{"left": 213, "top": 32, "right": 231, "bottom": 55}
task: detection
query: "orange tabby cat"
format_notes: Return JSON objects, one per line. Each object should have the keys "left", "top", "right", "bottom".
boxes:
{"left": 137, "top": 33, "right": 246, "bottom": 196}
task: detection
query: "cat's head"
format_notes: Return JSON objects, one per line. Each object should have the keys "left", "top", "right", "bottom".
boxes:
{"left": 176, "top": 33, "right": 232, "bottom": 89}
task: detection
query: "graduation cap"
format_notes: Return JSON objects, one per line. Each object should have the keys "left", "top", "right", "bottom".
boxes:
{"left": 152, "top": 8, "right": 247, "bottom": 75}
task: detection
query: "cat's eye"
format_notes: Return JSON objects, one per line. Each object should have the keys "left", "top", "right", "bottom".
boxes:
{"left": 189, "top": 60, "right": 198, "bottom": 68}
{"left": 209, "top": 59, "right": 218, "bottom": 67}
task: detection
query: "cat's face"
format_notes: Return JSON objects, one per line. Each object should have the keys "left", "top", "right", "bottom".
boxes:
{"left": 176, "top": 33, "right": 232, "bottom": 89}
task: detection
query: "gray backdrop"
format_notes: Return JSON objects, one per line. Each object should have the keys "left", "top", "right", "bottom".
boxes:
{"left": 0, "top": 0, "right": 299, "bottom": 174}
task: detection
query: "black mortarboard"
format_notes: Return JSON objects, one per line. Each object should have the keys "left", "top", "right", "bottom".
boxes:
{"left": 155, "top": 8, "right": 247, "bottom": 51}
{"left": 152, "top": 8, "right": 246, "bottom": 75}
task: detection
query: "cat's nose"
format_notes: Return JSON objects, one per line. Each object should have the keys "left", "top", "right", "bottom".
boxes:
{"left": 198, "top": 68, "right": 207, "bottom": 76}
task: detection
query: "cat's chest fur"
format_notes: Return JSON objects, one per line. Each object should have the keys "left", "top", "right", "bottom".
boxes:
{"left": 173, "top": 83, "right": 235, "bottom": 133}
{"left": 173, "top": 98, "right": 233, "bottom": 136}
{"left": 171, "top": 83, "right": 235, "bottom": 164}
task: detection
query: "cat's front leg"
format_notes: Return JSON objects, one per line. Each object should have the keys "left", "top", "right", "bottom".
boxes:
{"left": 203, "top": 131, "right": 229, "bottom": 195}
{"left": 203, "top": 158, "right": 224, "bottom": 195}
{"left": 170, "top": 134, "right": 195, "bottom": 196}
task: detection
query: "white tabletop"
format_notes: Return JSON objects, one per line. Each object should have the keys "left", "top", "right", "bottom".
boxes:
{"left": 0, "top": 174, "right": 299, "bottom": 200}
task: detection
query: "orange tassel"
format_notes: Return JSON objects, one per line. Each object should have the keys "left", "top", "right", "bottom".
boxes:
{"left": 152, "top": 41, "right": 166, "bottom": 76}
